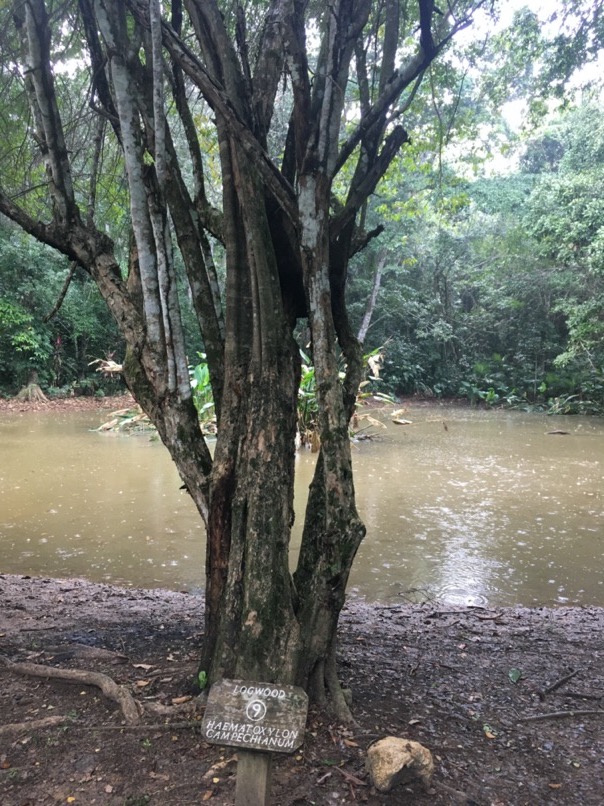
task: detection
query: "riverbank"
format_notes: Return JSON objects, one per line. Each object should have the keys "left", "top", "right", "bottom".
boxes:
{"left": 0, "top": 392, "right": 135, "bottom": 415}
{"left": 1, "top": 574, "right": 603, "bottom": 805}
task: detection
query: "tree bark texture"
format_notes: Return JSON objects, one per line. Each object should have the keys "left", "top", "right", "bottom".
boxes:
{"left": 0, "top": 0, "right": 479, "bottom": 713}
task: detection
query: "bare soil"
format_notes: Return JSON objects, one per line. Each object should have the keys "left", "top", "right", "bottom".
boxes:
{"left": 1, "top": 575, "right": 603, "bottom": 806}
{"left": 1, "top": 397, "right": 603, "bottom": 805}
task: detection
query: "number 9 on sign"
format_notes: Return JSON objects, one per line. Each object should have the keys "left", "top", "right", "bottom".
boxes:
{"left": 246, "top": 699, "right": 267, "bottom": 721}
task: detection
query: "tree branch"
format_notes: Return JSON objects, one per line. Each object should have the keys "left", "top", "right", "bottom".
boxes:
{"left": 18, "top": 0, "right": 79, "bottom": 227}
{"left": 332, "top": 125, "right": 410, "bottom": 238}
{"left": 43, "top": 261, "right": 78, "bottom": 322}
{"left": 519, "top": 709, "right": 604, "bottom": 723}
{"left": 159, "top": 18, "right": 298, "bottom": 226}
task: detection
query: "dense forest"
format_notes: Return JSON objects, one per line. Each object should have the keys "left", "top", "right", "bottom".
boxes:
{"left": 348, "top": 99, "right": 604, "bottom": 414}
{"left": 1, "top": 4, "right": 602, "bottom": 414}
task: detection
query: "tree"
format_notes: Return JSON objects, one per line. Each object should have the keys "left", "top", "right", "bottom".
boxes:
{"left": 0, "top": 217, "right": 123, "bottom": 394}
{"left": 525, "top": 103, "right": 604, "bottom": 403}
{"left": 0, "top": 0, "right": 486, "bottom": 715}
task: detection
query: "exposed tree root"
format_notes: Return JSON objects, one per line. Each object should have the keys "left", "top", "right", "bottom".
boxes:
{"left": 0, "top": 715, "right": 68, "bottom": 737}
{"left": 70, "top": 721, "right": 203, "bottom": 731}
{"left": 324, "top": 640, "right": 356, "bottom": 725}
{"left": 307, "top": 639, "right": 357, "bottom": 725}
{"left": 0, "top": 656, "right": 141, "bottom": 724}
{"left": 16, "top": 383, "right": 48, "bottom": 402}
{"left": 144, "top": 698, "right": 203, "bottom": 717}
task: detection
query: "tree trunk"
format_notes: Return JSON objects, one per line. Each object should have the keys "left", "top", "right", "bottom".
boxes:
{"left": 358, "top": 252, "right": 387, "bottom": 344}
{"left": 199, "top": 144, "right": 303, "bottom": 686}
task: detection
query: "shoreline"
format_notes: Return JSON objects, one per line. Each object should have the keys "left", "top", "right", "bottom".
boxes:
{"left": 2, "top": 570, "right": 602, "bottom": 641}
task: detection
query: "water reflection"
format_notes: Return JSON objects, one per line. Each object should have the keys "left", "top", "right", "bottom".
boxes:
{"left": 1, "top": 405, "right": 603, "bottom": 606}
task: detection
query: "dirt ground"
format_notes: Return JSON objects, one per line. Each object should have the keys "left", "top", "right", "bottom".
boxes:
{"left": 1, "top": 397, "right": 603, "bottom": 805}
{"left": 1, "top": 575, "right": 603, "bottom": 806}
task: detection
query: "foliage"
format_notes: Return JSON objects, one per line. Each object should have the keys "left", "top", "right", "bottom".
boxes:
{"left": 0, "top": 298, "right": 51, "bottom": 387}
{"left": 0, "top": 224, "right": 123, "bottom": 395}
{"left": 189, "top": 354, "right": 216, "bottom": 432}
{"left": 345, "top": 99, "right": 604, "bottom": 414}
{"left": 297, "top": 351, "right": 320, "bottom": 447}
{"left": 192, "top": 348, "right": 392, "bottom": 446}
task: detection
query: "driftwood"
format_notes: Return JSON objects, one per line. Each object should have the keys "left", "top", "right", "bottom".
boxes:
{"left": 0, "top": 656, "right": 141, "bottom": 724}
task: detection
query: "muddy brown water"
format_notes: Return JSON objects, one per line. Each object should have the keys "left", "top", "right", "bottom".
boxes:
{"left": 1, "top": 405, "right": 602, "bottom": 606}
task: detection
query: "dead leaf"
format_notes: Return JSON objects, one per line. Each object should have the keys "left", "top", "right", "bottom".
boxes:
{"left": 104, "top": 784, "right": 113, "bottom": 793}
{"left": 549, "top": 783, "right": 562, "bottom": 789}
{"left": 343, "top": 739, "right": 359, "bottom": 747}
{"left": 171, "top": 695, "right": 192, "bottom": 705}
{"left": 133, "top": 663, "right": 154, "bottom": 671}
{"left": 149, "top": 771, "right": 170, "bottom": 781}
{"left": 135, "top": 679, "right": 151, "bottom": 688}
{"left": 202, "top": 792, "right": 213, "bottom": 802}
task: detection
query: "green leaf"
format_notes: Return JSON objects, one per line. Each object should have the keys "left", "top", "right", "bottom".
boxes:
{"left": 508, "top": 667, "right": 522, "bottom": 684}
{"left": 197, "top": 670, "right": 208, "bottom": 690}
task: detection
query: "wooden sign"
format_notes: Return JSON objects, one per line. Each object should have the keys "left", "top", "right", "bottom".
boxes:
{"left": 202, "top": 679, "right": 308, "bottom": 754}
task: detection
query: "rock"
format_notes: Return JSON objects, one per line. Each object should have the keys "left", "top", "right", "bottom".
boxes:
{"left": 365, "top": 737, "right": 434, "bottom": 793}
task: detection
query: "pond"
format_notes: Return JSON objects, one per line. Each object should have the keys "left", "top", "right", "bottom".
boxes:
{"left": 1, "top": 404, "right": 602, "bottom": 607}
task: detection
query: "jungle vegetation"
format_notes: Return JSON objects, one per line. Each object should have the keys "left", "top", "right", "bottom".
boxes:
{"left": 2, "top": 18, "right": 602, "bottom": 413}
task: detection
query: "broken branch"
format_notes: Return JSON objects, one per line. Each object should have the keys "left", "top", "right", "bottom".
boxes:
{"left": 519, "top": 709, "right": 604, "bottom": 723}
{"left": 539, "top": 668, "right": 581, "bottom": 699}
